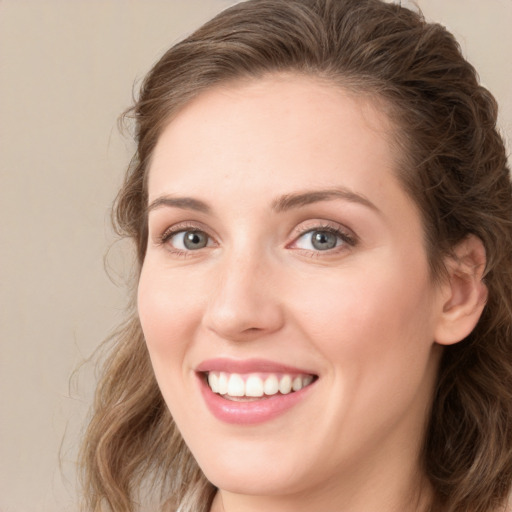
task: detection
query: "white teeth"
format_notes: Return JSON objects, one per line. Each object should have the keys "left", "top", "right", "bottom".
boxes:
{"left": 218, "top": 372, "right": 229, "bottom": 395}
{"left": 279, "top": 375, "right": 292, "bottom": 394}
{"left": 227, "top": 373, "right": 245, "bottom": 397}
{"left": 263, "top": 374, "right": 279, "bottom": 395}
{"left": 292, "top": 376, "right": 303, "bottom": 391}
{"left": 208, "top": 372, "right": 219, "bottom": 393}
{"left": 245, "top": 375, "right": 264, "bottom": 397}
{"left": 207, "top": 371, "right": 315, "bottom": 398}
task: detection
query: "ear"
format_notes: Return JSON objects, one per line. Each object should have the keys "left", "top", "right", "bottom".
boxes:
{"left": 434, "top": 235, "right": 488, "bottom": 346}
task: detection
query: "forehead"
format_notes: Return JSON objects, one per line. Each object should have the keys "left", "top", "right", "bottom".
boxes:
{"left": 148, "top": 74, "right": 400, "bottom": 197}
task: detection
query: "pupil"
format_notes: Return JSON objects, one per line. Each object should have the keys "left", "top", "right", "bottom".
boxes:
{"left": 184, "top": 231, "right": 207, "bottom": 249}
{"left": 312, "top": 231, "right": 337, "bottom": 250}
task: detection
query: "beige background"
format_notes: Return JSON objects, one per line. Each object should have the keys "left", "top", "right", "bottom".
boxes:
{"left": 0, "top": 1, "right": 511, "bottom": 511}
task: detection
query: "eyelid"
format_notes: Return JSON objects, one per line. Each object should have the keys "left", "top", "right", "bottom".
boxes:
{"left": 287, "top": 220, "right": 358, "bottom": 252}
{"left": 155, "top": 220, "right": 213, "bottom": 243}
{"left": 152, "top": 218, "right": 357, "bottom": 256}
{"left": 154, "top": 221, "right": 219, "bottom": 258}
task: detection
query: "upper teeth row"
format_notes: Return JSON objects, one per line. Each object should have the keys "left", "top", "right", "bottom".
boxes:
{"left": 207, "top": 372, "right": 314, "bottom": 397}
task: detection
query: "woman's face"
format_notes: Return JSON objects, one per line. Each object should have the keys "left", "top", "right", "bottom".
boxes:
{"left": 138, "top": 75, "right": 446, "bottom": 507}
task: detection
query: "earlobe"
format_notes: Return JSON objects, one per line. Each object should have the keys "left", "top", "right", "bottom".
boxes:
{"left": 434, "top": 235, "right": 488, "bottom": 346}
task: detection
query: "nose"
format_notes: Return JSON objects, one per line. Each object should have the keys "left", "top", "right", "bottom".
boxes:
{"left": 202, "top": 251, "right": 285, "bottom": 342}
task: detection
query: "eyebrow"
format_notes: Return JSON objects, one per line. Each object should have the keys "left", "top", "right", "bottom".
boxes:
{"left": 271, "top": 188, "right": 380, "bottom": 213}
{"left": 146, "top": 187, "right": 379, "bottom": 216}
{"left": 147, "top": 196, "right": 211, "bottom": 214}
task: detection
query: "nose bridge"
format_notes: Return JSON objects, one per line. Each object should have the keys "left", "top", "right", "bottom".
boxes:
{"left": 203, "top": 243, "right": 284, "bottom": 340}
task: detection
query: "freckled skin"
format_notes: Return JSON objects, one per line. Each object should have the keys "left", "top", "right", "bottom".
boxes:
{"left": 138, "top": 74, "right": 447, "bottom": 512}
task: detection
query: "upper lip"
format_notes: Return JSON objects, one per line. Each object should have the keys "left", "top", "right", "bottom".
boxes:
{"left": 196, "top": 358, "right": 317, "bottom": 376}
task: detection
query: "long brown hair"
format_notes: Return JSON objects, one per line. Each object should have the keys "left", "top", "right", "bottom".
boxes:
{"left": 80, "top": 1, "right": 512, "bottom": 511}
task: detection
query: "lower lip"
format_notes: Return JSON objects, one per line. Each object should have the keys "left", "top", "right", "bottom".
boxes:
{"left": 198, "top": 374, "right": 315, "bottom": 425}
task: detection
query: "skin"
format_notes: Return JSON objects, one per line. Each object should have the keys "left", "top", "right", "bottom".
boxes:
{"left": 137, "top": 74, "right": 484, "bottom": 512}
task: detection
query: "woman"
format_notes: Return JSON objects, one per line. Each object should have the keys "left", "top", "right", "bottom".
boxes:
{"left": 80, "top": 0, "right": 512, "bottom": 511}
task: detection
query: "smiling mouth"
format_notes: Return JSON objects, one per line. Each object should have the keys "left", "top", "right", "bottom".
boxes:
{"left": 205, "top": 371, "right": 317, "bottom": 401}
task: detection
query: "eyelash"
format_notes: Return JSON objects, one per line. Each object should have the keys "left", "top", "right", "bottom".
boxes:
{"left": 292, "top": 224, "right": 358, "bottom": 247}
{"left": 157, "top": 222, "right": 212, "bottom": 255}
{"left": 289, "top": 223, "right": 358, "bottom": 256}
{"left": 156, "top": 221, "right": 357, "bottom": 257}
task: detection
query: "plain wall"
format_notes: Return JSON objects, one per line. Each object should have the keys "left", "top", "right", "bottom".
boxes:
{"left": 0, "top": 1, "right": 510, "bottom": 511}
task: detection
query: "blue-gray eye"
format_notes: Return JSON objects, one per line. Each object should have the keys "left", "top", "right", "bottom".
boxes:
{"left": 171, "top": 230, "right": 209, "bottom": 250}
{"left": 295, "top": 230, "right": 341, "bottom": 251}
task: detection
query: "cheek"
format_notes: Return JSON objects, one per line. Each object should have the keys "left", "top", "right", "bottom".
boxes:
{"left": 288, "top": 262, "right": 439, "bottom": 441}
{"left": 289, "top": 261, "right": 437, "bottom": 374}
{"left": 137, "top": 265, "right": 203, "bottom": 369}
{"left": 137, "top": 264, "right": 212, "bottom": 428}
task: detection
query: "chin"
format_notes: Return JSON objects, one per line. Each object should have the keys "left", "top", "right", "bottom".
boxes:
{"left": 193, "top": 443, "right": 312, "bottom": 497}
{"left": 204, "top": 467, "right": 303, "bottom": 498}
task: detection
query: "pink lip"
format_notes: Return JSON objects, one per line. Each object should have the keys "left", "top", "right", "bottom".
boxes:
{"left": 196, "top": 357, "right": 315, "bottom": 375}
{"left": 196, "top": 358, "right": 317, "bottom": 425}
